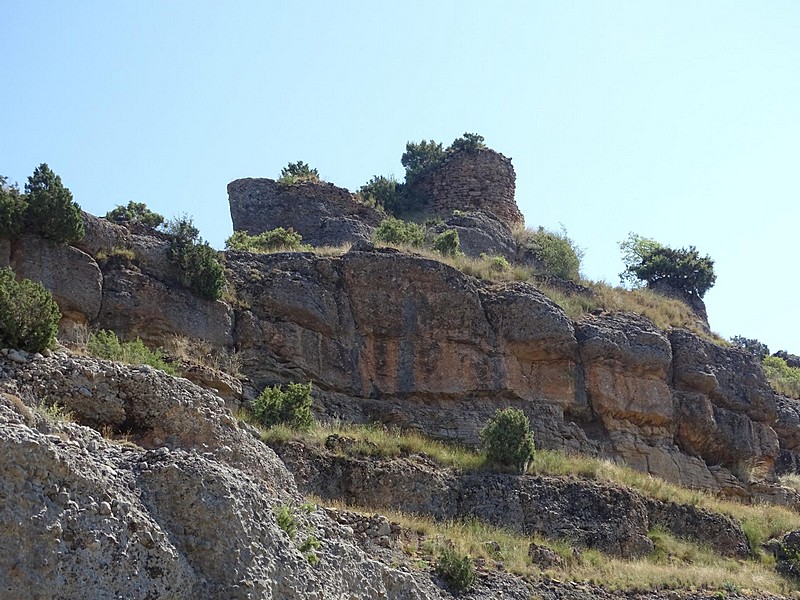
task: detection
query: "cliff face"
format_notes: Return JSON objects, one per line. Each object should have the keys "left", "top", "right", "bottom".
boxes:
{"left": 226, "top": 247, "right": 781, "bottom": 494}
{"left": 7, "top": 217, "right": 793, "bottom": 496}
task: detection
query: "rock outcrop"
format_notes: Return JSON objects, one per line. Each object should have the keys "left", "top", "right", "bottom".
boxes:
{"left": 0, "top": 353, "right": 469, "bottom": 599}
{"left": 228, "top": 178, "right": 384, "bottom": 248}
{"left": 430, "top": 211, "right": 518, "bottom": 262}
{"left": 274, "top": 440, "right": 751, "bottom": 559}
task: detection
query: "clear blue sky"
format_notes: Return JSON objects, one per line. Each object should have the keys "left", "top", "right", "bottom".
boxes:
{"left": 3, "top": 1, "right": 798, "bottom": 353}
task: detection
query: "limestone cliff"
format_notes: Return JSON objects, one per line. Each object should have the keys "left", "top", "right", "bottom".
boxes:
{"left": 5, "top": 217, "right": 797, "bottom": 497}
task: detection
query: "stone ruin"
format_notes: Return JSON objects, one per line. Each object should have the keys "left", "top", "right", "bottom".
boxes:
{"left": 409, "top": 147, "right": 523, "bottom": 230}
{"left": 227, "top": 147, "right": 523, "bottom": 253}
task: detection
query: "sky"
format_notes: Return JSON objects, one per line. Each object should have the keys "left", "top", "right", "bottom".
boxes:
{"left": 2, "top": 1, "right": 799, "bottom": 353}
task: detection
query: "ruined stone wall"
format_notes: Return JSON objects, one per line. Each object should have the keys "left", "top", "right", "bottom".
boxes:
{"left": 412, "top": 149, "right": 522, "bottom": 229}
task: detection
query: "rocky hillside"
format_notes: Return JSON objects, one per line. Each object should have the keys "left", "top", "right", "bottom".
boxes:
{"left": 3, "top": 171, "right": 800, "bottom": 597}
{"left": 6, "top": 211, "right": 798, "bottom": 497}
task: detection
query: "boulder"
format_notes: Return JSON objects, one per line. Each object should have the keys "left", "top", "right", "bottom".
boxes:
{"left": 9, "top": 234, "right": 102, "bottom": 328}
{"left": 430, "top": 211, "right": 518, "bottom": 261}
{"left": 228, "top": 178, "right": 384, "bottom": 247}
{"left": 99, "top": 263, "right": 234, "bottom": 348}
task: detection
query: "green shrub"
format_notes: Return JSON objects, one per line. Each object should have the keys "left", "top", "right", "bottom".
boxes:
{"left": 481, "top": 254, "right": 510, "bottom": 272}
{"left": 433, "top": 229, "right": 461, "bottom": 257}
{"left": 0, "top": 176, "right": 27, "bottom": 238}
{"left": 106, "top": 201, "right": 165, "bottom": 230}
{"left": 373, "top": 217, "right": 427, "bottom": 247}
{"left": 86, "top": 329, "right": 176, "bottom": 374}
{"left": 401, "top": 139, "right": 446, "bottom": 184}
{"left": 0, "top": 267, "right": 60, "bottom": 353}
{"left": 357, "top": 175, "right": 400, "bottom": 211}
{"left": 225, "top": 228, "right": 306, "bottom": 252}
{"left": 274, "top": 504, "right": 298, "bottom": 538}
{"left": 435, "top": 546, "right": 475, "bottom": 593}
{"left": 762, "top": 356, "right": 800, "bottom": 399}
{"left": 730, "top": 336, "right": 770, "bottom": 361}
{"left": 448, "top": 132, "right": 486, "bottom": 153}
{"left": 619, "top": 232, "right": 716, "bottom": 299}
{"left": 252, "top": 382, "right": 315, "bottom": 431}
{"left": 480, "top": 407, "right": 535, "bottom": 472}
{"left": 278, "top": 161, "right": 320, "bottom": 185}
{"left": 520, "top": 226, "right": 582, "bottom": 280}
{"left": 165, "top": 216, "right": 226, "bottom": 301}
{"left": 24, "top": 163, "right": 84, "bottom": 244}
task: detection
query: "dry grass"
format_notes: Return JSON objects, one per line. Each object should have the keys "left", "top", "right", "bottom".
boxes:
{"left": 257, "top": 420, "right": 800, "bottom": 555}
{"left": 260, "top": 421, "right": 485, "bottom": 472}
{"left": 165, "top": 334, "right": 242, "bottom": 377}
{"left": 312, "top": 497, "right": 796, "bottom": 596}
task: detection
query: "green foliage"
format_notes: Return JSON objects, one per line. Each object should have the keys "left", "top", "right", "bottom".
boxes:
{"left": 762, "top": 355, "right": 800, "bottom": 399}
{"left": 619, "top": 233, "right": 716, "bottom": 299}
{"left": 401, "top": 139, "right": 446, "bottom": 184}
{"left": 373, "top": 217, "right": 427, "bottom": 247}
{"left": 730, "top": 336, "right": 770, "bottom": 361}
{"left": 520, "top": 226, "right": 583, "bottom": 280}
{"left": 432, "top": 229, "right": 461, "bottom": 258}
{"left": 480, "top": 407, "right": 535, "bottom": 472}
{"left": 165, "top": 216, "right": 226, "bottom": 301}
{"left": 86, "top": 329, "right": 176, "bottom": 374}
{"left": 274, "top": 504, "right": 298, "bottom": 539}
{"left": 357, "top": 175, "right": 400, "bottom": 212}
{"left": 225, "top": 228, "right": 307, "bottom": 253}
{"left": 0, "top": 267, "right": 60, "bottom": 353}
{"left": 106, "top": 201, "right": 165, "bottom": 230}
{"left": 278, "top": 161, "right": 320, "bottom": 185}
{"left": 24, "top": 163, "right": 84, "bottom": 244}
{"left": 434, "top": 546, "right": 475, "bottom": 593}
{"left": 0, "top": 176, "right": 27, "bottom": 238}
{"left": 252, "top": 382, "right": 315, "bottom": 431}
{"left": 299, "top": 535, "right": 322, "bottom": 565}
{"left": 481, "top": 254, "right": 510, "bottom": 272}
{"left": 618, "top": 233, "right": 663, "bottom": 288}
{"left": 448, "top": 132, "right": 486, "bottom": 153}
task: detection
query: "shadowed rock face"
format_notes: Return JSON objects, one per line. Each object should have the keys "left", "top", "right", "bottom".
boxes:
{"left": 0, "top": 355, "right": 456, "bottom": 600}
{"left": 228, "top": 178, "right": 384, "bottom": 248}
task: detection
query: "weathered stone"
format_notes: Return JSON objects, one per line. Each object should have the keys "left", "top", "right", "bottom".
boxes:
{"left": 408, "top": 149, "right": 522, "bottom": 230}
{"left": 74, "top": 211, "right": 132, "bottom": 258}
{"left": 99, "top": 263, "right": 234, "bottom": 349}
{"left": 10, "top": 234, "right": 102, "bottom": 326}
{"left": 430, "top": 211, "right": 518, "bottom": 261}
{"left": 228, "top": 178, "right": 384, "bottom": 247}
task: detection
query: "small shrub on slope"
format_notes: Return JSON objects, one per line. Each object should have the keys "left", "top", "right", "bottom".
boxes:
{"left": 373, "top": 217, "right": 426, "bottom": 248}
{"left": 252, "top": 382, "right": 315, "bottom": 431}
{"left": 435, "top": 546, "right": 475, "bottom": 593}
{"left": 226, "top": 228, "right": 307, "bottom": 252}
{"left": 762, "top": 355, "right": 800, "bottom": 399}
{"left": 432, "top": 229, "right": 461, "bottom": 258}
{"left": 277, "top": 161, "right": 320, "bottom": 185}
{"left": 165, "top": 216, "right": 226, "bottom": 301}
{"left": 480, "top": 407, "right": 535, "bottom": 473}
{"left": 87, "top": 329, "right": 176, "bottom": 374}
{"left": 106, "top": 201, "right": 165, "bottom": 230}
{"left": 0, "top": 267, "right": 60, "bottom": 353}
